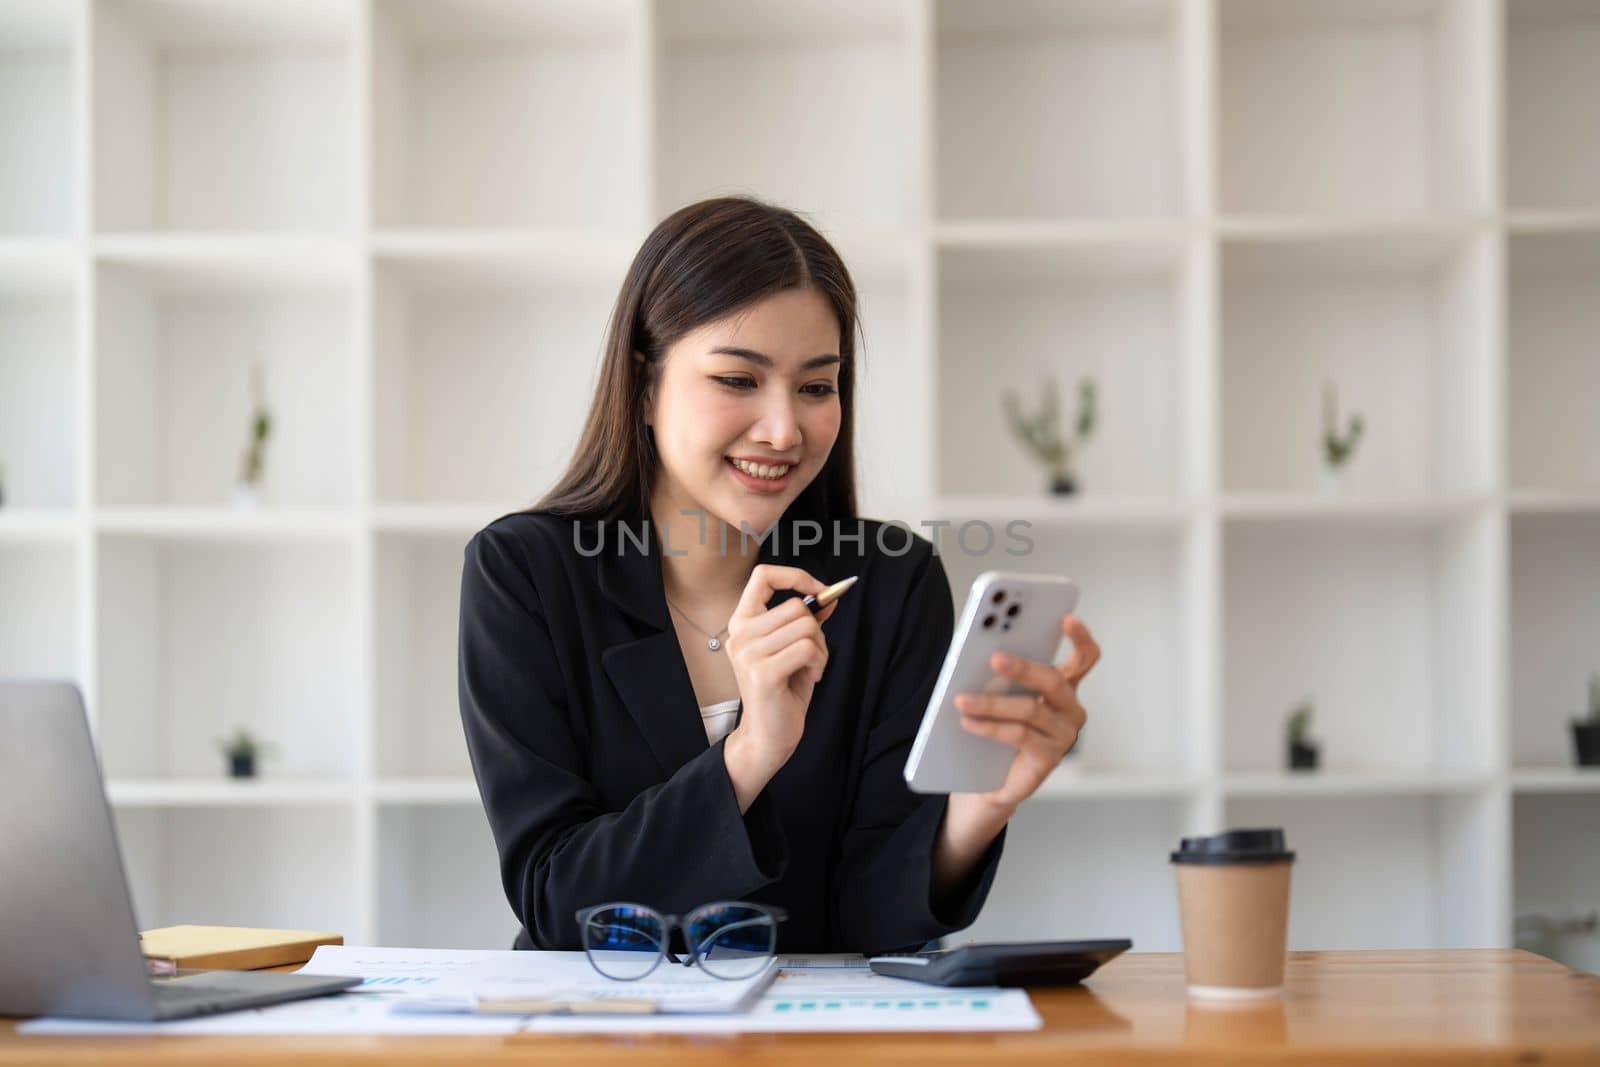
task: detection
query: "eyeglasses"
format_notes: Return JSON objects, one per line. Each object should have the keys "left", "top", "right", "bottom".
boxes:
{"left": 574, "top": 900, "right": 788, "bottom": 981}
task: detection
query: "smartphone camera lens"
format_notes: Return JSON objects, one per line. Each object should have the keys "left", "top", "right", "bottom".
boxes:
{"left": 981, "top": 614, "right": 996, "bottom": 630}
{"left": 991, "top": 590, "right": 1006, "bottom": 605}
{"left": 1005, "top": 603, "right": 1020, "bottom": 618}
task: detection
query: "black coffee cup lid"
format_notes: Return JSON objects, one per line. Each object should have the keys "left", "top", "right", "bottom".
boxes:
{"left": 1170, "top": 827, "right": 1294, "bottom": 865}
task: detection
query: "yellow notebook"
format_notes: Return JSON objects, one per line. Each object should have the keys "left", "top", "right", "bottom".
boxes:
{"left": 138, "top": 925, "right": 343, "bottom": 971}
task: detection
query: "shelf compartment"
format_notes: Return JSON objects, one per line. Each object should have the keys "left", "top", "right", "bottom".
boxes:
{"left": 1227, "top": 792, "right": 1498, "bottom": 949}
{"left": 113, "top": 804, "right": 359, "bottom": 934}
{"left": 1220, "top": 232, "right": 1494, "bottom": 495}
{"left": 1507, "top": 231, "right": 1600, "bottom": 493}
{"left": 0, "top": 1, "right": 77, "bottom": 234}
{"left": 1218, "top": 0, "right": 1491, "bottom": 216}
{"left": 961, "top": 798, "right": 1186, "bottom": 952}
{"left": 1506, "top": 0, "right": 1600, "bottom": 212}
{"left": 371, "top": 0, "right": 641, "bottom": 230}
{"left": 93, "top": 252, "right": 355, "bottom": 508}
{"left": 937, "top": 241, "right": 1190, "bottom": 499}
{"left": 657, "top": 0, "right": 913, "bottom": 227}
{"left": 90, "top": 0, "right": 354, "bottom": 232}
{"left": 94, "top": 535, "right": 358, "bottom": 780}
{"left": 1513, "top": 793, "right": 1600, "bottom": 973}
{"left": 0, "top": 265, "right": 76, "bottom": 508}
{"left": 935, "top": 0, "right": 1181, "bottom": 221}
{"left": 378, "top": 803, "right": 513, "bottom": 949}
{"left": 937, "top": 519, "right": 1194, "bottom": 779}
{"left": 1510, "top": 513, "right": 1600, "bottom": 771}
{"left": 0, "top": 539, "right": 77, "bottom": 680}
{"left": 376, "top": 530, "right": 473, "bottom": 778}
{"left": 1222, "top": 513, "right": 1498, "bottom": 776}
{"left": 372, "top": 249, "right": 615, "bottom": 507}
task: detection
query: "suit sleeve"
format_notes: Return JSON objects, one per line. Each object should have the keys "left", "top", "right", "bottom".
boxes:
{"left": 832, "top": 542, "right": 1007, "bottom": 954}
{"left": 458, "top": 525, "right": 789, "bottom": 949}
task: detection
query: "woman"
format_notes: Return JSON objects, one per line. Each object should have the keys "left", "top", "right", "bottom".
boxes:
{"left": 458, "top": 197, "right": 1098, "bottom": 955}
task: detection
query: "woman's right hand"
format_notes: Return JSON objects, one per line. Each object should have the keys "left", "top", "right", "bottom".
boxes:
{"left": 723, "top": 564, "right": 839, "bottom": 779}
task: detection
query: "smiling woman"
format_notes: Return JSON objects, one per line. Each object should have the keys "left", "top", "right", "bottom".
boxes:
{"left": 535, "top": 197, "right": 858, "bottom": 529}
{"left": 649, "top": 292, "right": 845, "bottom": 514}
{"left": 456, "top": 197, "right": 1094, "bottom": 957}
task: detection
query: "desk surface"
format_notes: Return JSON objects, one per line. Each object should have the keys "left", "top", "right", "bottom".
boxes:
{"left": 5, "top": 950, "right": 1600, "bottom": 1065}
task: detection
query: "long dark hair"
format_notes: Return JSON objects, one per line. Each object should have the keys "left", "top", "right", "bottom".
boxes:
{"left": 534, "top": 197, "right": 859, "bottom": 526}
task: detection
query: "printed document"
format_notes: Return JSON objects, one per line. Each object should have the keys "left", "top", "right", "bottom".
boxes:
{"left": 19, "top": 949, "right": 1040, "bottom": 1035}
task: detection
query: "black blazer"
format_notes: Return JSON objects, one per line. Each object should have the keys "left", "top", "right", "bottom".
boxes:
{"left": 457, "top": 509, "right": 1007, "bottom": 954}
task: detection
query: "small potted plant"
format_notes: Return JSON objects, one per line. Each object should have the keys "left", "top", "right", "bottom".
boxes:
{"left": 1002, "top": 376, "right": 1097, "bottom": 495}
{"left": 215, "top": 728, "right": 275, "bottom": 779}
{"left": 1286, "top": 697, "right": 1319, "bottom": 771}
{"left": 232, "top": 361, "right": 272, "bottom": 510}
{"left": 1573, "top": 673, "right": 1600, "bottom": 768}
{"left": 1321, "top": 380, "right": 1364, "bottom": 494}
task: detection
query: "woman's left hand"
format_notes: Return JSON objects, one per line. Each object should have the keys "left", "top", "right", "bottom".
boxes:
{"left": 953, "top": 614, "right": 1100, "bottom": 812}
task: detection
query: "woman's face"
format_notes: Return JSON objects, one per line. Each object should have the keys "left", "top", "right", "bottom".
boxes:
{"left": 646, "top": 287, "right": 843, "bottom": 539}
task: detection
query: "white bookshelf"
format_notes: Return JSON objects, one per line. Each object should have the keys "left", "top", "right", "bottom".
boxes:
{"left": 1, "top": 0, "right": 1597, "bottom": 956}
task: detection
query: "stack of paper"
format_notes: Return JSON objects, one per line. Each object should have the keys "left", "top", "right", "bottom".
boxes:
{"left": 19, "top": 949, "right": 1042, "bottom": 1036}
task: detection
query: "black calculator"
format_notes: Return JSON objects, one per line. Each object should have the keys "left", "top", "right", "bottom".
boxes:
{"left": 868, "top": 939, "right": 1131, "bottom": 987}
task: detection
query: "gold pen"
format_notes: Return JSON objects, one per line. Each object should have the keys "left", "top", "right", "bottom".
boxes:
{"left": 802, "top": 574, "right": 858, "bottom": 614}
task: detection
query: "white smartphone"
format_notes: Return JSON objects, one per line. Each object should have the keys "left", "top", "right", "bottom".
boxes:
{"left": 903, "top": 571, "right": 1081, "bottom": 795}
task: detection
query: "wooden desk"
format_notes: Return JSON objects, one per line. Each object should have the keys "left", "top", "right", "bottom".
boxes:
{"left": 5, "top": 950, "right": 1599, "bottom": 1065}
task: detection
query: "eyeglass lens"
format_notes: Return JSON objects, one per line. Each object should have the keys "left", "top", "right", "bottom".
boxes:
{"left": 687, "top": 903, "right": 777, "bottom": 979}
{"left": 582, "top": 904, "right": 666, "bottom": 980}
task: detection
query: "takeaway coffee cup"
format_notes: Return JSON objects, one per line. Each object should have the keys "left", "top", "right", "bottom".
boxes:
{"left": 1170, "top": 828, "right": 1295, "bottom": 1000}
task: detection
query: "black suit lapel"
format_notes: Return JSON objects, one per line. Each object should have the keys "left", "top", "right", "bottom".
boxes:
{"left": 601, "top": 631, "right": 710, "bottom": 778}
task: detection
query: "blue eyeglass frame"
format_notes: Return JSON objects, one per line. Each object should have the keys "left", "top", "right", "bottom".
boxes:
{"left": 574, "top": 900, "right": 789, "bottom": 980}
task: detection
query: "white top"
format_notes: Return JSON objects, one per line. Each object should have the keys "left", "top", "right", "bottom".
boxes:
{"left": 699, "top": 698, "right": 741, "bottom": 746}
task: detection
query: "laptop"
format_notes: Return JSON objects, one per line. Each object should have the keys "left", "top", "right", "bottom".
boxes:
{"left": 0, "top": 680, "right": 361, "bottom": 1021}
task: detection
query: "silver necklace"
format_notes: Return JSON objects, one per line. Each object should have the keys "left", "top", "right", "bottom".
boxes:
{"left": 664, "top": 595, "right": 730, "bottom": 652}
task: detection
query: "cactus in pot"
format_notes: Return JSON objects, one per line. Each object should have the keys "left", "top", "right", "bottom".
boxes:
{"left": 1573, "top": 672, "right": 1600, "bottom": 768}
{"left": 1002, "top": 376, "right": 1097, "bottom": 495}
{"left": 1287, "top": 697, "right": 1319, "bottom": 771}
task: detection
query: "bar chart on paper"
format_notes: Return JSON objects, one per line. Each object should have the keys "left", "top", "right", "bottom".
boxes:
{"left": 744, "top": 957, "right": 1042, "bottom": 1031}
{"left": 768, "top": 993, "right": 1003, "bottom": 1015}
{"left": 729, "top": 990, "right": 1040, "bottom": 1032}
